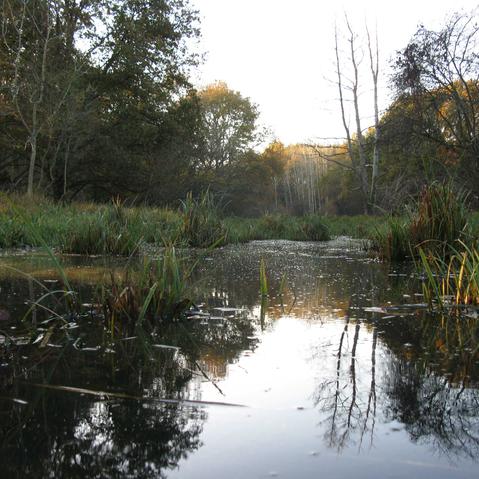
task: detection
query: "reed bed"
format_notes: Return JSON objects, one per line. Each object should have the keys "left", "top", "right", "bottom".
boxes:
{"left": 101, "top": 246, "right": 194, "bottom": 326}
{"left": 225, "top": 213, "right": 330, "bottom": 242}
{"left": 19, "top": 244, "right": 196, "bottom": 334}
{"left": 370, "top": 182, "right": 473, "bottom": 261}
{"left": 180, "top": 191, "right": 228, "bottom": 248}
{"left": 419, "top": 242, "right": 479, "bottom": 310}
{"left": 0, "top": 196, "right": 333, "bottom": 253}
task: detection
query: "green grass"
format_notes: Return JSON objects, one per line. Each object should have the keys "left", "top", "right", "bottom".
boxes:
{"left": 369, "top": 217, "right": 411, "bottom": 261}
{"left": 0, "top": 196, "right": 332, "bottom": 252}
{"left": 19, "top": 242, "right": 196, "bottom": 330}
{"left": 369, "top": 182, "right": 475, "bottom": 261}
{"left": 101, "top": 246, "right": 194, "bottom": 326}
{"left": 225, "top": 214, "right": 331, "bottom": 242}
{"left": 259, "top": 258, "right": 268, "bottom": 298}
{"left": 0, "top": 194, "right": 182, "bottom": 254}
{"left": 180, "top": 191, "right": 228, "bottom": 248}
{"left": 418, "top": 242, "right": 479, "bottom": 310}
{"left": 323, "top": 215, "right": 384, "bottom": 238}
{"left": 1, "top": 191, "right": 478, "bottom": 255}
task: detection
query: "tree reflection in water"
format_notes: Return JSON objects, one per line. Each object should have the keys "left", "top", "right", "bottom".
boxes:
{"left": 384, "top": 345, "right": 479, "bottom": 460}
{"left": 313, "top": 311, "right": 479, "bottom": 462}
{"left": 2, "top": 240, "right": 479, "bottom": 474}
{"left": 0, "top": 287, "right": 257, "bottom": 478}
{"left": 314, "top": 316, "right": 378, "bottom": 452}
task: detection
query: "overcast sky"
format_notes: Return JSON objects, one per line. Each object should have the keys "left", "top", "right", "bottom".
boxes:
{"left": 190, "top": 0, "right": 479, "bottom": 146}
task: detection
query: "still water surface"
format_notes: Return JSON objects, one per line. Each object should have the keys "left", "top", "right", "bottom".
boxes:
{"left": 0, "top": 239, "right": 478, "bottom": 478}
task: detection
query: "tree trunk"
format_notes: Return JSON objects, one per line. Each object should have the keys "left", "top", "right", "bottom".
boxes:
{"left": 367, "top": 25, "right": 380, "bottom": 212}
{"left": 27, "top": 127, "right": 37, "bottom": 197}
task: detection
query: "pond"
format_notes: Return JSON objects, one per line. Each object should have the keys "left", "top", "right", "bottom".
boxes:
{"left": 0, "top": 239, "right": 478, "bottom": 478}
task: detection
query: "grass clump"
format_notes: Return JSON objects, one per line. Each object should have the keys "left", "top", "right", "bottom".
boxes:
{"left": 370, "top": 181, "right": 471, "bottom": 261}
{"left": 324, "top": 215, "right": 383, "bottom": 238}
{"left": 259, "top": 258, "right": 268, "bottom": 298}
{"left": 0, "top": 195, "right": 183, "bottom": 255}
{"left": 102, "top": 246, "right": 193, "bottom": 325}
{"left": 419, "top": 242, "right": 479, "bottom": 311}
{"left": 180, "top": 191, "right": 227, "bottom": 248}
{"left": 62, "top": 201, "right": 142, "bottom": 256}
{"left": 299, "top": 214, "right": 331, "bottom": 241}
{"left": 410, "top": 182, "right": 470, "bottom": 256}
{"left": 369, "top": 217, "right": 411, "bottom": 261}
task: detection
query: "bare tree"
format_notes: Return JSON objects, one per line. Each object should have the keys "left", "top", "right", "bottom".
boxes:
{"left": 313, "top": 16, "right": 381, "bottom": 214}
{"left": 366, "top": 23, "right": 380, "bottom": 208}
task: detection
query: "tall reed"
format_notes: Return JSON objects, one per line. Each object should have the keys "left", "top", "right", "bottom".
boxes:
{"left": 102, "top": 246, "right": 193, "bottom": 325}
{"left": 419, "top": 242, "right": 479, "bottom": 310}
{"left": 259, "top": 258, "right": 268, "bottom": 298}
{"left": 370, "top": 181, "right": 471, "bottom": 261}
{"left": 180, "top": 191, "right": 227, "bottom": 248}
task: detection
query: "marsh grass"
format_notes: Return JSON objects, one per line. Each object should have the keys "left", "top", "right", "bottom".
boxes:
{"left": 259, "top": 258, "right": 268, "bottom": 298}
{"left": 225, "top": 214, "right": 330, "bottom": 242}
{"left": 101, "top": 246, "right": 194, "bottom": 326}
{"left": 0, "top": 194, "right": 182, "bottom": 254}
{"left": 370, "top": 182, "right": 472, "bottom": 261}
{"left": 324, "top": 215, "right": 383, "bottom": 238}
{"left": 180, "top": 191, "right": 227, "bottom": 248}
{"left": 418, "top": 242, "right": 479, "bottom": 311}
{"left": 1, "top": 190, "right": 476, "bottom": 255}
{"left": 410, "top": 182, "right": 470, "bottom": 256}
{"left": 19, "top": 244, "right": 195, "bottom": 343}
{"left": 369, "top": 217, "right": 411, "bottom": 261}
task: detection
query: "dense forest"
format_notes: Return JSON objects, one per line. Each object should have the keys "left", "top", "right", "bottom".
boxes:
{"left": 1, "top": 1, "right": 478, "bottom": 216}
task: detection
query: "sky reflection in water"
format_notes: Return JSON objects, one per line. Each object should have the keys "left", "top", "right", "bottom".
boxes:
{"left": 0, "top": 239, "right": 478, "bottom": 478}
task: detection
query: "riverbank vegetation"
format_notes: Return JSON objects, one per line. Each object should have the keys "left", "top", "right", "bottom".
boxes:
{"left": 369, "top": 182, "right": 474, "bottom": 261}
{"left": 1, "top": 4, "right": 478, "bottom": 221}
{"left": 1, "top": 2, "right": 479, "bottom": 315}
{"left": 0, "top": 192, "right": 335, "bottom": 253}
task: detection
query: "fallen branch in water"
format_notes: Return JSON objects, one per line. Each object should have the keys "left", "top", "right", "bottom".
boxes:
{"left": 29, "top": 382, "right": 246, "bottom": 407}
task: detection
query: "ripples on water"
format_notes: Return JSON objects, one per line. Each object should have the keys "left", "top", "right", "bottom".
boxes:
{"left": 0, "top": 238, "right": 478, "bottom": 478}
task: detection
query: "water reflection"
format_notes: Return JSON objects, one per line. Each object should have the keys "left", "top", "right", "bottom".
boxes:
{"left": 0, "top": 239, "right": 479, "bottom": 477}
{"left": 313, "top": 318, "right": 378, "bottom": 452}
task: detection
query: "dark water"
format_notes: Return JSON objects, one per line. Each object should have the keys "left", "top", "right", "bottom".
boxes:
{"left": 0, "top": 239, "right": 478, "bottom": 478}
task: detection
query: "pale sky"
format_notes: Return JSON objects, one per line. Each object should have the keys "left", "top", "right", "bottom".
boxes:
{"left": 190, "top": 0, "right": 479, "bottom": 146}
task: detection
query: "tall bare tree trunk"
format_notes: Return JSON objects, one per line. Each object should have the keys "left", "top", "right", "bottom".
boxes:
{"left": 345, "top": 16, "right": 368, "bottom": 212}
{"left": 27, "top": 7, "right": 51, "bottom": 197}
{"left": 27, "top": 125, "right": 37, "bottom": 197}
{"left": 335, "top": 22, "right": 368, "bottom": 213}
{"left": 367, "top": 24, "right": 380, "bottom": 212}
{"left": 335, "top": 25, "right": 354, "bottom": 166}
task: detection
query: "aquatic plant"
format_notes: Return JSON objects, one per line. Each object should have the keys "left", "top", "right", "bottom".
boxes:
{"left": 180, "top": 191, "right": 227, "bottom": 248}
{"left": 418, "top": 242, "right": 479, "bottom": 311}
{"left": 235, "top": 213, "right": 330, "bottom": 242}
{"left": 369, "top": 217, "right": 410, "bottom": 261}
{"left": 62, "top": 212, "right": 142, "bottom": 256}
{"left": 299, "top": 214, "right": 331, "bottom": 241}
{"left": 102, "top": 246, "right": 193, "bottom": 325}
{"left": 324, "top": 214, "right": 384, "bottom": 238}
{"left": 370, "top": 181, "right": 471, "bottom": 261}
{"left": 410, "top": 181, "right": 470, "bottom": 257}
{"left": 259, "top": 258, "right": 268, "bottom": 298}
{"left": 0, "top": 190, "right": 476, "bottom": 254}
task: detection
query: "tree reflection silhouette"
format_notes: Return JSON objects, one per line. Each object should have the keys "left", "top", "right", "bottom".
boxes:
{"left": 0, "top": 290, "right": 257, "bottom": 477}
{"left": 314, "top": 312, "right": 479, "bottom": 461}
